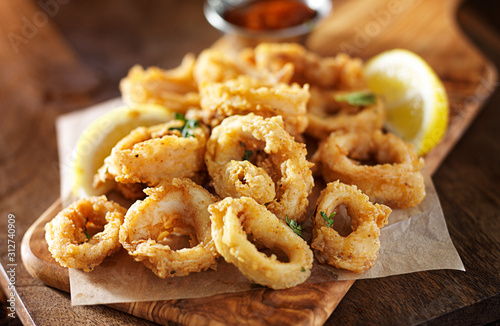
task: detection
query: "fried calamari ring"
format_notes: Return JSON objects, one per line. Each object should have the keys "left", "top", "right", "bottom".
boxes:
{"left": 253, "top": 43, "right": 365, "bottom": 90}
{"left": 211, "top": 160, "right": 276, "bottom": 205}
{"left": 199, "top": 75, "right": 309, "bottom": 137}
{"left": 205, "top": 114, "right": 314, "bottom": 222}
{"left": 120, "top": 54, "right": 200, "bottom": 114}
{"left": 311, "top": 181, "right": 391, "bottom": 273}
{"left": 119, "top": 178, "right": 219, "bottom": 278}
{"left": 312, "top": 130, "right": 425, "bottom": 209}
{"left": 193, "top": 47, "right": 294, "bottom": 88}
{"left": 45, "top": 196, "right": 126, "bottom": 272}
{"left": 193, "top": 48, "right": 248, "bottom": 87}
{"left": 306, "top": 88, "right": 385, "bottom": 139}
{"left": 95, "top": 119, "right": 209, "bottom": 187}
{"left": 209, "top": 197, "right": 313, "bottom": 289}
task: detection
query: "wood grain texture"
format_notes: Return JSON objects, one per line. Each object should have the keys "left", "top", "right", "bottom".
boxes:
{"left": 307, "top": 0, "right": 497, "bottom": 174}
{"left": 9, "top": 0, "right": 500, "bottom": 325}
{"left": 0, "top": 0, "right": 158, "bottom": 325}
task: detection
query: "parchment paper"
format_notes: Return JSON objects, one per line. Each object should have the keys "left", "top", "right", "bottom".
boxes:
{"left": 55, "top": 98, "right": 465, "bottom": 306}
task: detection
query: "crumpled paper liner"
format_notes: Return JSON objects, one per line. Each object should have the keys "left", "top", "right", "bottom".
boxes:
{"left": 55, "top": 98, "right": 465, "bottom": 306}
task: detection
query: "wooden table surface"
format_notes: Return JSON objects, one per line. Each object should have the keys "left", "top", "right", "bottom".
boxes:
{"left": 1, "top": 0, "right": 499, "bottom": 325}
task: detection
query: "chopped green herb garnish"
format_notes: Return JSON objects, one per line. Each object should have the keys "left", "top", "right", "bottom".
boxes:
{"left": 84, "top": 218, "right": 91, "bottom": 241}
{"left": 243, "top": 149, "right": 253, "bottom": 161}
{"left": 320, "top": 211, "right": 335, "bottom": 228}
{"left": 240, "top": 142, "right": 253, "bottom": 161}
{"left": 301, "top": 267, "right": 306, "bottom": 272}
{"left": 286, "top": 215, "right": 303, "bottom": 238}
{"left": 174, "top": 112, "right": 185, "bottom": 120}
{"left": 334, "top": 91, "right": 376, "bottom": 106}
{"left": 169, "top": 113, "right": 200, "bottom": 137}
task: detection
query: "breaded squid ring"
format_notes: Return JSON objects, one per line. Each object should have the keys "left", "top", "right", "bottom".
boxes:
{"left": 120, "top": 55, "right": 200, "bottom": 114}
{"left": 199, "top": 75, "right": 309, "bottom": 137}
{"left": 211, "top": 160, "right": 276, "bottom": 205}
{"left": 209, "top": 197, "right": 313, "bottom": 289}
{"left": 306, "top": 88, "right": 385, "bottom": 139}
{"left": 193, "top": 48, "right": 248, "bottom": 87}
{"left": 96, "top": 120, "right": 209, "bottom": 187}
{"left": 45, "top": 196, "right": 126, "bottom": 272}
{"left": 205, "top": 113, "right": 314, "bottom": 222}
{"left": 311, "top": 181, "right": 391, "bottom": 273}
{"left": 119, "top": 178, "right": 219, "bottom": 278}
{"left": 253, "top": 43, "right": 365, "bottom": 90}
{"left": 193, "top": 47, "right": 293, "bottom": 88}
{"left": 312, "top": 130, "right": 425, "bottom": 209}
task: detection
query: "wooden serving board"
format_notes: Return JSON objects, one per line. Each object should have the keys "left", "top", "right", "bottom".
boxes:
{"left": 21, "top": 0, "right": 497, "bottom": 325}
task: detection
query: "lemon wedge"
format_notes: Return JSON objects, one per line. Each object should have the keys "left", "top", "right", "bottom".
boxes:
{"left": 364, "top": 49, "right": 449, "bottom": 155}
{"left": 73, "top": 104, "right": 173, "bottom": 197}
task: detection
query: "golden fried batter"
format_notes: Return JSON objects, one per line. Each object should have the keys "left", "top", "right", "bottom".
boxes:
{"left": 312, "top": 130, "right": 425, "bottom": 209}
{"left": 199, "top": 75, "right": 309, "bottom": 138}
{"left": 119, "top": 178, "right": 219, "bottom": 278}
{"left": 306, "top": 87, "right": 385, "bottom": 139}
{"left": 206, "top": 114, "right": 314, "bottom": 222}
{"left": 95, "top": 120, "right": 209, "bottom": 187}
{"left": 311, "top": 181, "right": 391, "bottom": 273}
{"left": 209, "top": 197, "right": 313, "bottom": 289}
{"left": 253, "top": 42, "right": 365, "bottom": 89}
{"left": 211, "top": 160, "right": 276, "bottom": 205}
{"left": 45, "top": 196, "right": 126, "bottom": 272}
{"left": 120, "top": 54, "right": 200, "bottom": 113}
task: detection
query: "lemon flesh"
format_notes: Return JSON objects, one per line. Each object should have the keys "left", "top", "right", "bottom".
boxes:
{"left": 73, "top": 104, "right": 173, "bottom": 197}
{"left": 364, "top": 49, "right": 449, "bottom": 155}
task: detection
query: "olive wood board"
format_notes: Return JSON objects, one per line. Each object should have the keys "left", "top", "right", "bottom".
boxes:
{"left": 21, "top": 0, "right": 498, "bottom": 325}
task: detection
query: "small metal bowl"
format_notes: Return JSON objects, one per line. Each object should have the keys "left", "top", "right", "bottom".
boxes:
{"left": 204, "top": 0, "right": 332, "bottom": 42}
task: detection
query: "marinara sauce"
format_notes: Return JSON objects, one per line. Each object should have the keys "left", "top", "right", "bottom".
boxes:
{"left": 223, "top": 0, "right": 317, "bottom": 31}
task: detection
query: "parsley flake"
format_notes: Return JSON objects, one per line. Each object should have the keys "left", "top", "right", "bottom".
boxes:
{"left": 286, "top": 215, "right": 303, "bottom": 238}
{"left": 243, "top": 149, "right": 253, "bottom": 161}
{"left": 320, "top": 211, "right": 335, "bottom": 228}
{"left": 83, "top": 218, "right": 91, "bottom": 241}
{"left": 240, "top": 142, "right": 254, "bottom": 161}
{"left": 334, "top": 91, "right": 376, "bottom": 106}
{"left": 169, "top": 113, "right": 200, "bottom": 138}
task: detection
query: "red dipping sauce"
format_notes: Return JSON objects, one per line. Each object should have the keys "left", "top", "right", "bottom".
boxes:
{"left": 223, "top": 0, "right": 318, "bottom": 32}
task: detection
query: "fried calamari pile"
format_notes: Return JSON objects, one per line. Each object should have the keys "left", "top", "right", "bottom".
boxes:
{"left": 46, "top": 43, "right": 427, "bottom": 288}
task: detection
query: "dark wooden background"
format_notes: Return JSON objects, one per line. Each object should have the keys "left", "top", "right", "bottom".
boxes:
{"left": 1, "top": 0, "right": 499, "bottom": 325}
